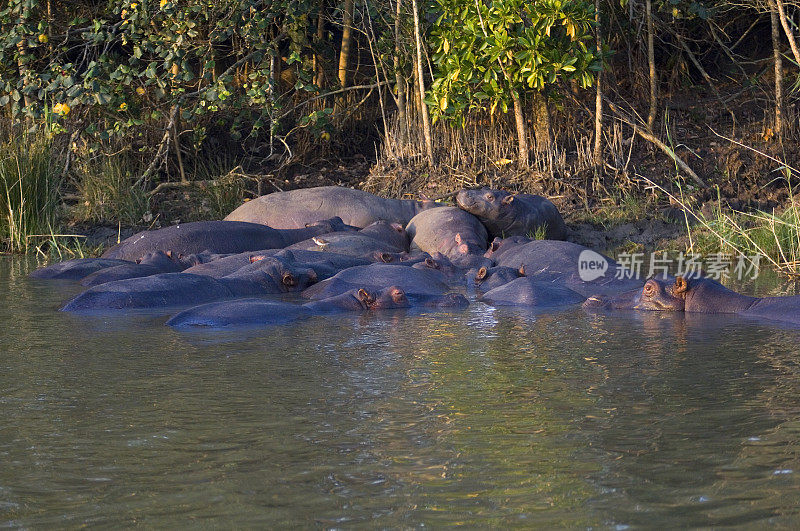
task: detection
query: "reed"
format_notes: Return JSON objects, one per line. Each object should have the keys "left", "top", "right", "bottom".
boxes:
{"left": 0, "top": 133, "right": 62, "bottom": 253}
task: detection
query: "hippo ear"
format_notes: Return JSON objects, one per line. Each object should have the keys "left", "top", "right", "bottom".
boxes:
{"left": 489, "top": 239, "right": 500, "bottom": 252}
{"left": 475, "top": 267, "right": 488, "bottom": 281}
{"left": 455, "top": 233, "right": 463, "bottom": 245}
{"left": 357, "top": 288, "right": 375, "bottom": 304}
{"left": 673, "top": 276, "right": 689, "bottom": 296}
{"left": 165, "top": 250, "right": 173, "bottom": 259}
{"left": 501, "top": 195, "right": 514, "bottom": 205}
{"left": 380, "top": 252, "right": 393, "bottom": 263}
{"left": 391, "top": 222, "right": 404, "bottom": 233}
{"left": 281, "top": 272, "right": 297, "bottom": 287}
{"left": 518, "top": 265, "right": 525, "bottom": 277}
{"left": 135, "top": 258, "right": 142, "bottom": 264}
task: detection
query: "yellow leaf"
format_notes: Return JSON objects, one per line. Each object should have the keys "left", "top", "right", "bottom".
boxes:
{"left": 439, "top": 96, "right": 448, "bottom": 111}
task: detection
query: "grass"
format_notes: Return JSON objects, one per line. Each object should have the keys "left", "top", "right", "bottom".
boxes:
{"left": 73, "top": 155, "right": 149, "bottom": 226}
{"left": 0, "top": 132, "right": 62, "bottom": 254}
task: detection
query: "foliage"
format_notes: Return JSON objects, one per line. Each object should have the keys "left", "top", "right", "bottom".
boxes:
{"left": 0, "top": 0, "right": 325, "bottom": 152}
{"left": 427, "top": 0, "right": 601, "bottom": 125}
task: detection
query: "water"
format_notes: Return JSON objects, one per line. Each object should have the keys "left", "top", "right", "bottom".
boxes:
{"left": 4, "top": 255, "right": 800, "bottom": 527}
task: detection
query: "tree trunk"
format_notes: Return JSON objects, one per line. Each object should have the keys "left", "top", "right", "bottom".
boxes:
{"left": 775, "top": 0, "right": 800, "bottom": 68}
{"left": 338, "top": 0, "right": 354, "bottom": 88}
{"left": 412, "top": 0, "right": 433, "bottom": 164}
{"left": 594, "top": 0, "right": 603, "bottom": 175}
{"left": 512, "top": 92, "right": 529, "bottom": 168}
{"left": 394, "top": 0, "right": 408, "bottom": 143}
{"left": 314, "top": 0, "right": 326, "bottom": 89}
{"left": 646, "top": 0, "right": 657, "bottom": 130}
{"left": 770, "top": 0, "right": 784, "bottom": 141}
{"left": 531, "top": 91, "right": 551, "bottom": 153}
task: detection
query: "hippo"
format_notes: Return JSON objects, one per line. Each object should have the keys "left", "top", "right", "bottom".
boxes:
{"left": 61, "top": 258, "right": 317, "bottom": 312}
{"left": 584, "top": 275, "right": 800, "bottom": 326}
{"left": 166, "top": 286, "right": 411, "bottom": 329}
{"left": 29, "top": 258, "right": 133, "bottom": 281}
{"left": 101, "top": 218, "right": 348, "bottom": 262}
{"left": 287, "top": 220, "right": 409, "bottom": 257}
{"left": 301, "top": 263, "right": 451, "bottom": 301}
{"left": 483, "top": 236, "right": 533, "bottom": 262}
{"left": 166, "top": 299, "right": 311, "bottom": 328}
{"left": 80, "top": 251, "right": 185, "bottom": 287}
{"left": 456, "top": 188, "right": 566, "bottom": 240}
{"left": 492, "top": 240, "right": 643, "bottom": 297}
{"left": 225, "top": 186, "right": 438, "bottom": 229}
{"left": 405, "top": 206, "right": 490, "bottom": 268}
{"left": 183, "top": 249, "right": 370, "bottom": 279}
{"left": 412, "top": 253, "right": 465, "bottom": 282}
{"left": 466, "top": 265, "right": 525, "bottom": 292}
{"left": 481, "top": 277, "right": 585, "bottom": 307}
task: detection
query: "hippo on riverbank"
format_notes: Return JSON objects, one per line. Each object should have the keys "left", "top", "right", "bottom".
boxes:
{"left": 102, "top": 218, "right": 348, "bottom": 262}
{"left": 225, "top": 186, "right": 437, "bottom": 229}
{"left": 456, "top": 188, "right": 566, "bottom": 240}
{"left": 584, "top": 275, "right": 800, "bottom": 326}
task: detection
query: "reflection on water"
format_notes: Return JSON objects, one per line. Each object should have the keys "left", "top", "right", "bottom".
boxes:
{"left": 3, "top": 255, "right": 800, "bottom": 526}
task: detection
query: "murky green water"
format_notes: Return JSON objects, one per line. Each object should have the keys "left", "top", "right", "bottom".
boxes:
{"left": 4, "top": 255, "right": 800, "bottom": 527}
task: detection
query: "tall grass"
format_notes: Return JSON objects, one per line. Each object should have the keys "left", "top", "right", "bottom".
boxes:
{"left": 74, "top": 155, "right": 149, "bottom": 226}
{"left": 0, "top": 133, "right": 62, "bottom": 253}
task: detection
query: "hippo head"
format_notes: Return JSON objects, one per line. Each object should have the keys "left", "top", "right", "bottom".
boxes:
{"left": 583, "top": 277, "right": 685, "bottom": 311}
{"left": 357, "top": 286, "right": 409, "bottom": 310}
{"left": 306, "top": 216, "right": 349, "bottom": 232}
{"left": 279, "top": 266, "right": 317, "bottom": 291}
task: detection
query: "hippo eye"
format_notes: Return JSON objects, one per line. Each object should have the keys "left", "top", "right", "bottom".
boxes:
{"left": 644, "top": 282, "right": 654, "bottom": 295}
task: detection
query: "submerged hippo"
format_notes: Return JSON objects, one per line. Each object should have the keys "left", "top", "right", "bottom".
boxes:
{"left": 166, "top": 286, "right": 411, "bottom": 329}
{"left": 29, "top": 258, "right": 133, "bottom": 281}
{"left": 481, "top": 277, "right": 585, "bottom": 307}
{"left": 102, "top": 218, "right": 348, "bottom": 262}
{"left": 456, "top": 188, "right": 566, "bottom": 240}
{"left": 493, "top": 240, "right": 642, "bottom": 297}
{"left": 61, "top": 258, "right": 317, "bottom": 312}
{"left": 301, "top": 263, "right": 451, "bottom": 301}
{"left": 225, "top": 186, "right": 437, "bottom": 229}
{"left": 584, "top": 275, "right": 800, "bottom": 326}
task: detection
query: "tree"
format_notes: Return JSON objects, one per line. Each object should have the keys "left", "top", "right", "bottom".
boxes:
{"left": 428, "top": 0, "right": 601, "bottom": 167}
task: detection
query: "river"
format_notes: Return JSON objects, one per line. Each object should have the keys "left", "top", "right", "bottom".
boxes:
{"left": 3, "top": 255, "right": 800, "bottom": 526}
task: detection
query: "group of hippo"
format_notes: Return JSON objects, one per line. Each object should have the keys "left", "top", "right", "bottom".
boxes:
{"left": 29, "top": 185, "right": 800, "bottom": 328}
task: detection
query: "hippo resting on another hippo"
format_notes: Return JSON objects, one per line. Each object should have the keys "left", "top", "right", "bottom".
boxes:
{"left": 405, "top": 207, "right": 491, "bottom": 269}
{"left": 102, "top": 218, "right": 348, "bottom": 262}
{"left": 183, "top": 249, "right": 371, "bottom": 279}
{"left": 225, "top": 186, "right": 438, "bottom": 229}
{"left": 584, "top": 275, "right": 800, "bottom": 326}
{"left": 287, "top": 220, "right": 409, "bottom": 256}
{"left": 456, "top": 188, "right": 566, "bottom": 240}
{"left": 61, "top": 257, "right": 317, "bottom": 312}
